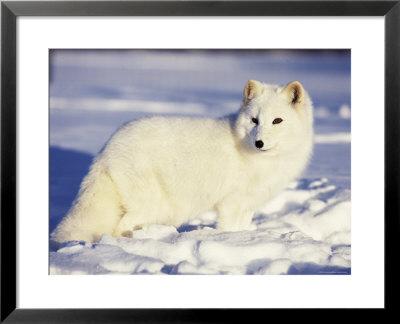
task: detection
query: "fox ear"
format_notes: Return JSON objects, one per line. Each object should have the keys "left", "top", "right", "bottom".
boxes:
{"left": 283, "top": 81, "right": 304, "bottom": 106}
{"left": 244, "top": 80, "right": 262, "bottom": 103}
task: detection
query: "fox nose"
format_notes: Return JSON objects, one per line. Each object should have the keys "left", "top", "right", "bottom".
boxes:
{"left": 255, "top": 140, "right": 264, "bottom": 149}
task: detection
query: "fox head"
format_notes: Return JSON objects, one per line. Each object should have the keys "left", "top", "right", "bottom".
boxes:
{"left": 234, "top": 80, "right": 313, "bottom": 156}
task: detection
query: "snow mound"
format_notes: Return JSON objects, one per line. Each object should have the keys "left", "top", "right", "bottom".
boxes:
{"left": 50, "top": 177, "right": 351, "bottom": 275}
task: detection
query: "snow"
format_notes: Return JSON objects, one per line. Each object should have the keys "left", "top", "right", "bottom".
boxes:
{"left": 339, "top": 104, "right": 351, "bottom": 119}
{"left": 314, "top": 133, "right": 351, "bottom": 144}
{"left": 49, "top": 49, "right": 351, "bottom": 275}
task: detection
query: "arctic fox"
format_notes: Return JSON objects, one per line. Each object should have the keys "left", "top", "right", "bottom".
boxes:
{"left": 51, "top": 80, "right": 313, "bottom": 243}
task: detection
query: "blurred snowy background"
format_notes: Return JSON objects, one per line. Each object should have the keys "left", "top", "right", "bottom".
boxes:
{"left": 49, "top": 49, "right": 351, "bottom": 275}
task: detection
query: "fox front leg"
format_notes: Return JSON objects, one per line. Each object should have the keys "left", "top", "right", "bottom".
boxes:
{"left": 112, "top": 212, "right": 148, "bottom": 238}
{"left": 216, "top": 201, "right": 255, "bottom": 232}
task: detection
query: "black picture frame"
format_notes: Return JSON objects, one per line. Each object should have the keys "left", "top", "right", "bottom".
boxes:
{"left": 1, "top": 0, "right": 399, "bottom": 322}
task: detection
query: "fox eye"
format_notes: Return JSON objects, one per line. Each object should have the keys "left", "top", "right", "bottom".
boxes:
{"left": 273, "top": 118, "right": 283, "bottom": 125}
{"left": 251, "top": 117, "right": 259, "bottom": 125}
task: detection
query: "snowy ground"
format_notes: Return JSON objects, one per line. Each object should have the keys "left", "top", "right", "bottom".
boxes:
{"left": 49, "top": 50, "right": 351, "bottom": 275}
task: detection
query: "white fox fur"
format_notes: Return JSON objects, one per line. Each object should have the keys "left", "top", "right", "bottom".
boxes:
{"left": 51, "top": 80, "right": 313, "bottom": 243}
